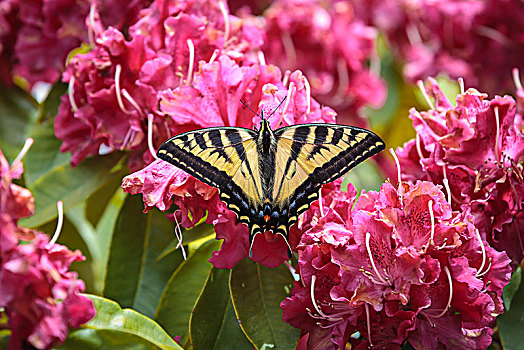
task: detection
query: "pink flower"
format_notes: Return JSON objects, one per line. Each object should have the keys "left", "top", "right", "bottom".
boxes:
{"left": 396, "top": 78, "right": 524, "bottom": 268}
{"left": 261, "top": 0, "right": 386, "bottom": 115}
{"left": 55, "top": 0, "right": 266, "bottom": 171}
{"left": 281, "top": 180, "right": 511, "bottom": 349}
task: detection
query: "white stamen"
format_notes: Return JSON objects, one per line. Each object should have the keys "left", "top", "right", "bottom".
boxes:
{"left": 513, "top": 68, "right": 523, "bottom": 90}
{"left": 258, "top": 51, "right": 266, "bottom": 66}
{"left": 494, "top": 106, "right": 500, "bottom": 163}
{"left": 417, "top": 80, "right": 435, "bottom": 110}
{"left": 303, "top": 76, "right": 311, "bottom": 115}
{"left": 318, "top": 188, "right": 324, "bottom": 217}
{"left": 458, "top": 77, "right": 465, "bottom": 95}
{"left": 428, "top": 200, "right": 435, "bottom": 246}
{"left": 365, "top": 303, "right": 373, "bottom": 347}
{"left": 121, "top": 127, "right": 133, "bottom": 150}
{"left": 282, "top": 70, "right": 291, "bottom": 87}
{"left": 122, "top": 89, "right": 143, "bottom": 115}
{"left": 473, "top": 228, "right": 487, "bottom": 277}
{"left": 389, "top": 148, "right": 402, "bottom": 189}
{"left": 281, "top": 31, "right": 296, "bottom": 66}
{"left": 115, "top": 65, "right": 133, "bottom": 114}
{"left": 365, "top": 232, "right": 389, "bottom": 285}
{"left": 415, "top": 133, "right": 424, "bottom": 160}
{"left": 218, "top": 1, "right": 230, "bottom": 44}
{"left": 434, "top": 266, "right": 453, "bottom": 318}
{"left": 336, "top": 58, "right": 349, "bottom": 97}
{"left": 13, "top": 138, "right": 34, "bottom": 165}
{"left": 147, "top": 114, "right": 158, "bottom": 160}
{"left": 442, "top": 165, "right": 452, "bottom": 206}
{"left": 209, "top": 49, "right": 219, "bottom": 64}
{"left": 49, "top": 201, "right": 64, "bottom": 245}
{"left": 87, "top": 3, "right": 96, "bottom": 48}
{"left": 186, "top": 39, "right": 195, "bottom": 86}
{"left": 173, "top": 214, "right": 187, "bottom": 260}
{"left": 278, "top": 82, "right": 294, "bottom": 127}
{"left": 477, "top": 258, "right": 492, "bottom": 278}
{"left": 68, "top": 76, "right": 79, "bottom": 112}
{"left": 310, "top": 275, "right": 330, "bottom": 318}
{"left": 406, "top": 24, "right": 423, "bottom": 45}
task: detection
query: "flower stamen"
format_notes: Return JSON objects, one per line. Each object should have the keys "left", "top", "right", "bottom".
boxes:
{"left": 87, "top": 3, "right": 97, "bottom": 48}
{"left": 428, "top": 200, "right": 435, "bottom": 246}
{"left": 218, "top": 1, "right": 230, "bottom": 44}
{"left": 365, "top": 232, "right": 389, "bottom": 285}
{"left": 442, "top": 165, "right": 452, "bottom": 206}
{"left": 147, "top": 114, "right": 158, "bottom": 160}
{"left": 303, "top": 76, "right": 311, "bottom": 115}
{"left": 258, "top": 51, "right": 266, "bottom": 66}
{"left": 458, "top": 77, "right": 465, "bottom": 95}
{"left": 513, "top": 68, "right": 523, "bottom": 90}
{"left": 173, "top": 213, "right": 187, "bottom": 260}
{"left": 186, "top": 39, "right": 195, "bottom": 86}
{"left": 318, "top": 188, "right": 324, "bottom": 217}
{"left": 278, "top": 82, "right": 294, "bottom": 127}
{"left": 115, "top": 65, "right": 133, "bottom": 114}
{"left": 310, "top": 275, "right": 329, "bottom": 318}
{"left": 416, "top": 133, "right": 424, "bottom": 160}
{"left": 122, "top": 89, "right": 143, "bottom": 116}
{"left": 68, "top": 76, "right": 79, "bottom": 112}
{"left": 365, "top": 303, "right": 374, "bottom": 347}
{"left": 473, "top": 228, "right": 487, "bottom": 277}
{"left": 282, "top": 70, "right": 291, "bottom": 87}
{"left": 50, "top": 201, "right": 64, "bottom": 245}
{"left": 417, "top": 80, "right": 435, "bottom": 110}
{"left": 434, "top": 266, "right": 453, "bottom": 318}
{"left": 13, "top": 138, "right": 34, "bottom": 165}
{"left": 389, "top": 148, "right": 403, "bottom": 202}
{"left": 494, "top": 106, "right": 501, "bottom": 163}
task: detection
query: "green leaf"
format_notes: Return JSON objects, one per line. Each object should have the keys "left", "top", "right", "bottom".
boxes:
{"left": 67, "top": 294, "right": 182, "bottom": 350}
{"left": 498, "top": 269, "right": 524, "bottom": 350}
{"left": 190, "top": 268, "right": 252, "bottom": 350}
{"left": 0, "top": 83, "right": 39, "bottom": 162}
{"left": 158, "top": 223, "right": 215, "bottom": 261}
{"left": 341, "top": 161, "right": 384, "bottom": 194}
{"left": 104, "top": 195, "right": 183, "bottom": 318}
{"left": 155, "top": 239, "right": 221, "bottom": 344}
{"left": 62, "top": 329, "right": 166, "bottom": 350}
{"left": 503, "top": 266, "right": 522, "bottom": 311}
{"left": 20, "top": 145, "right": 125, "bottom": 227}
{"left": 230, "top": 258, "right": 299, "bottom": 350}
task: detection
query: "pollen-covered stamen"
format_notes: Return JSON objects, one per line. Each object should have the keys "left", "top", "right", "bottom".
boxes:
{"left": 209, "top": 49, "right": 219, "bottom": 64}
{"left": 473, "top": 228, "right": 488, "bottom": 277}
{"left": 173, "top": 213, "right": 187, "bottom": 260}
{"left": 442, "top": 165, "right": 452, "bottom": 206}
{"left": 115, "top": 65, "right": 133, "bottom": 114}
{"left": 308, "top": 276, "right": 343, "bottom": 322}
{"left": 258, "top": 51, "right": 266, "bottom": 66}
{"left": 68, "top": 76, "right": 79, "bottom": 112}
{"left": 365, "top": 303, "right": 374, "bottom": 347}
{"left": 303, "top": 76, "right": 311, "bottom": 115}
{"left": 434, "top": 266, "right": 453, "bottom": 318}
{"left": 13, "top": 138, "right": 34, "bottom": 165}
{"left": 494, "top": 106, "right": 501, "bottom": 163}
{"left": 428, "top": 200, "right": 435, "bottom": 246}
{"left": 87, "top": 3, "right": 97, "bottom": 48}
{"left": 458, "top": 77, "right": 465, "bottom": 95}
{"left": 122, "top": 89, "right": 144, "bottom": 116}
{"left": 278, "top": 82, "right": 295, "bottom": 127}
{"left": 218, "top": 1, "right": 230, "bottom": 44}
{"left": 417, "top": 80, "right": 435, "bottom": 110}
{"left": 186, "top": 39, "right": 195, "bottom": 86}
{"left": 147, "top": 114, "right": 159, "bottom": 160}
{"left": 49, "top": 201, "right": 64, "bottom": 245}
{"left": 365, "top": 232, "right": 389, "bottom": 285}
{"left": 336, "top": 58, "right": 349, "bottom": 97}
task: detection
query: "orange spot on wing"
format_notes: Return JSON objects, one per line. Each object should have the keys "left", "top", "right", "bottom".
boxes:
{"left": 264, "top": 215, "right": 270, "bottom": 222}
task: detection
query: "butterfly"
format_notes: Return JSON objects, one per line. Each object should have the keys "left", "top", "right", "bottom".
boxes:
{"left": 157, "top": 110, "right": 385, "bottom": 257}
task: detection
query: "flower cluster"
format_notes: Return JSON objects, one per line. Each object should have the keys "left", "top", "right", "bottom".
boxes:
{"left": 122, "top": 75, "right": 337, "bottom": 268}
{"left": 261, "top": 0, "right": 386, "bottom": 118}
{"left": 0, "top": 145, "right": 95, "bottom": 349}
{"left": 282, "top": 180, "right": 511, "bottom": 349}
{"left": 355, "top": 0, "right": 524, "bottom": 94}
{"left": 396, "top": 78, "right": 524, "bottom": 269}
{"left": 0, "top": 0, "right": 151, "bottom": 86}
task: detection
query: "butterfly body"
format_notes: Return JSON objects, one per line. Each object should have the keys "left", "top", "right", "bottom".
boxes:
{"left": 157, "top": 118, "right": 385, "bottom": 256}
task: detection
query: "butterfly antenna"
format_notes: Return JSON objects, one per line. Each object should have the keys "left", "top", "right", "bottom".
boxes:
{"left": 267, "top": 96, "right": 287, "bottom": 119}
{"left": 240, "top": 99, "right": 260, "bottom": 117}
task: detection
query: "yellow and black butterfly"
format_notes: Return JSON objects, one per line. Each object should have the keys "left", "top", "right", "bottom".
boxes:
{"left": 157, "top": 110, "right": 385, "bottom": 257}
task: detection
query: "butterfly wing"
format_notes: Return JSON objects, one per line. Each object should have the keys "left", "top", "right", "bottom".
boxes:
{"left": 272, "top": 123, "right": 385, "bottom": 227}
{"left": 157, "top": 127, "right": 263, "bottom": 222}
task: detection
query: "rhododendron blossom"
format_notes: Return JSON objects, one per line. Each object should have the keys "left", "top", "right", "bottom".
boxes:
{"left": 122, "top": 66, "right": 337, "bottom": 268}
{"left": 281, "top": 179, "right": 511, "bottom": 349}
{"left": 0, "top": 144, "right": 95, "bottom": 350}
{"left": 396, "top": 78, "right": 524, "bottom": 268}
